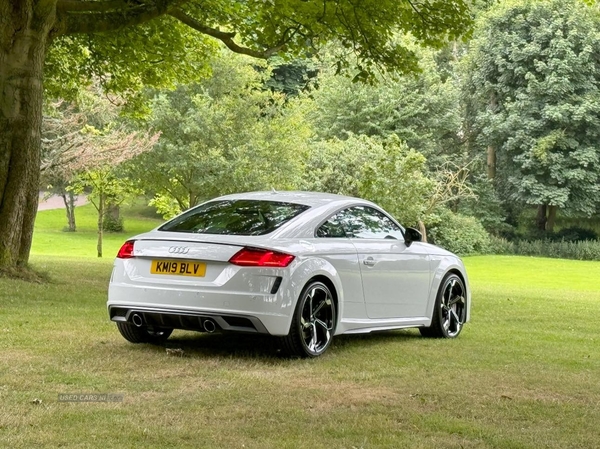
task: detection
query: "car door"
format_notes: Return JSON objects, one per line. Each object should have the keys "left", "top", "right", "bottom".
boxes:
{"left": 338, "top": 206, "right": 431, "bottom": 319}
{"left": 313, "top": 212, "right": 366, "bottom": 320}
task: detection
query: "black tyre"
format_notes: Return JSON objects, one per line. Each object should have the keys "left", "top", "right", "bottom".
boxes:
{"left": 116, "top": 322, "right": 173, "bottom": 344}
{"left": 420, "top": 273, "right": 467, "bottom": 339}
{"left": 281, "top": 281, "right": 336, "bottom": 358}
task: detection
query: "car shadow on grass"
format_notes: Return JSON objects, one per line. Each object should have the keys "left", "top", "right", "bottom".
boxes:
{"left": 144, "top": 328, "right": 423, "bottom": 361}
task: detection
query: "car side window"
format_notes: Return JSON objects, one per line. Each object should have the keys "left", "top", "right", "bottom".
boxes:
{"left": 316, "top": 206, "right": 404, "bottom": 240}
{"left": 341, "top": 206, "right": 404, "bottom": 239}
{"left": 316, "top": 214, "right": 347, "bottom": 238}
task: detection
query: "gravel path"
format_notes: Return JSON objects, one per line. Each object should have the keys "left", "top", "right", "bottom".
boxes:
{"left": 38, "top": 192, "right": 88, "bottom": 211}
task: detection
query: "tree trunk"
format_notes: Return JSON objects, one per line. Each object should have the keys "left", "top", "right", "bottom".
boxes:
{"left": 536, "top": 204, "right": 547, "bottom": 231}
{"left": 67, "top": 190, "right": 77, "bottom": 231}
{"left": 486, "top": 94, "right": 497, "bottom": 180}
{"left": 546, "top": 205, "right": 557, "bottom": 233}
{"left": 106, "top": 203, "right": 120, "bottom": 221}
{"left": 0, "top": 1, "right": 56, "bottom": 269}
{"left": 417, "top": 220, "right": 428, "bottom": 243}
{"left": 60, "top": 190, "right": 77, "bottom": 232}
{"left": 97, "top": 192, "right": 104, "bottom": 258}
{"left": 486, "top": 146, "right": 496, "bottom": 179}
{"left": 103, "top": 202, "right": 122, "bottom": 232}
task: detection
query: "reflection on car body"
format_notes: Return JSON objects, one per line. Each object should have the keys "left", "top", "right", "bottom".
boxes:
{"left": 108, "top": 191, "right": 470, "bottom": 357}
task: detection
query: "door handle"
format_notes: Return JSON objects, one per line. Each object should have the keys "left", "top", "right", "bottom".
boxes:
{"left": 363, "top": 257, "right": 376, "bottom": 266}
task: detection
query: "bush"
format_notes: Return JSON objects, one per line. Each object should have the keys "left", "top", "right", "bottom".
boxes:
{"left": 488, "top": 236, "right": 515, "bottom": 255}
{"left": 553, "top": 227, "right": 598, "bottom": 242}
{"left": 487, "top": 238, "right": 600, "bottom": 260}
{"left": 515, "top": 225, "right": 598, "bottom": 243}
{"left": 426, "top": 210, "right": 491, "bottom": 255}
{"left": 512, "top": 239, "right": 600, "bottom": 261}
{"left": 102, "top": 215, "right": 124, "bottom": 233}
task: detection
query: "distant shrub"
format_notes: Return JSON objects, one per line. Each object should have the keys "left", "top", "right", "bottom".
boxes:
{"left": 552, "top": 227, "right": 598, "bottom": 242}
{"left": 103, "top": 215, "right": 124, "bottom": 233}
{"left": 488, "top": 236, "right": 515, "bottom": 255}
{"left": 515, "top": 226, "right": 598, "bottom": 243}
{"left": 492, "top": 239, "right": 600, "bottom": 261}
{"left": 427, "top": 210, "right": 491, "bottom": 255}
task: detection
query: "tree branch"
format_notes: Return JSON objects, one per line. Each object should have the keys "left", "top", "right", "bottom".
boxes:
{"left": 57, "top": 0, "right": 131, "bottom": 12}
{"left": 406, "top": 0, "right": 430, "bottom": 25}
{"left": 169, "top": 8, "right": 283, "bottom": 59}
{"left": 57, "top": 1, "right": 285, "bottom": 59}
{"left": 59, "top": 0, "right": 178, "bottom": 35}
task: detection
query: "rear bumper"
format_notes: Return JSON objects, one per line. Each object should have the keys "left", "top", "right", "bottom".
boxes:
{"left": 108, "top": 256, "right": 299, "bottom": 336}
{"left": 108, "top": 305, "right": 270, "bottom": 334}
{"left": 107, "top": 283, "right": 294, "bottom": 336}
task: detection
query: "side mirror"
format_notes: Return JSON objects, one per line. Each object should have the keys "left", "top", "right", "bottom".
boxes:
{"left": 403, "top": 227, "right": 422, "bottom": 247}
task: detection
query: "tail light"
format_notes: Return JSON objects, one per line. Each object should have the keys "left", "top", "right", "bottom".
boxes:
{"left": 117, "top": 240, "right": 135, "bottom": 259}
{"left": 229, "top": 247, "right": 295, "bottom": 267}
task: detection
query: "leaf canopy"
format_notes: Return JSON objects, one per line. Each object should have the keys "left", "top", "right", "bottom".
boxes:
{"left": 48, "top": 0, "right": 474, "bottom": 98}
{"left": 465, "top": 0, "right": 600, "bottom": 216}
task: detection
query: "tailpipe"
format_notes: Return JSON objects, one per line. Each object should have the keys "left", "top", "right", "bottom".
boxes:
{"left": 131, "top": 313, "right": 144, "bottom": 327}
{"left": 202, "top": 319, "right": 216, "bottom": 333}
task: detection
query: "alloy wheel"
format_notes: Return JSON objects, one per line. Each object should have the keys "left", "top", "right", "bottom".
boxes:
{"left": 440, "top": 277, "right": 466, "bottom": 338}
{"left": 300, "top": 284, "right": 335, "bottom": 355}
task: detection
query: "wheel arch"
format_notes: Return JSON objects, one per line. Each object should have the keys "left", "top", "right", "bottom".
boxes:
{"left": 447, "top": 269, "right": 466, "bottom": 293}
{"left": 286, "top": 256, "right": 345, "bottom": 332}
{"left": 442, "top": 268, "right": 471, "bottom": 324}
{"left": 426, "top": 256, "right": 471, "bottom": 324}
{"left": 305, "top": 274, "right": 339, "bottom": 330}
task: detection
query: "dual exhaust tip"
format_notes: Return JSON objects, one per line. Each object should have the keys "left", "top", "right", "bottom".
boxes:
{"left": 131, "top": 313, "right": 144, "bottom": 327}
{"left": 202, "top": 319, "right": 216, "bottom": 333}
{"left": 130, "top": 313, "right": 217, "bottom": 333}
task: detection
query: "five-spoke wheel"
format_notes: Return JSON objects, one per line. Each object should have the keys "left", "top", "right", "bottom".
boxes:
{"left": 282, "top": 281, "right": 336, "bottom": 357}
{"left": 420, "top": 273, "right": 466, "bottom": 339}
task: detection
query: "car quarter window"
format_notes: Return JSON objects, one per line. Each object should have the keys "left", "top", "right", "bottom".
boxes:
{"left": 316, "top": 206, "right": 404, "bottom": 239}
{"left": 316, "top": 214, "right": 347, "bottom": 238}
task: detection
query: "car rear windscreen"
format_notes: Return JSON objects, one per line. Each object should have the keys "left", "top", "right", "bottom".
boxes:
{"left": 159, "top": 200, "right": 310, "bottom": 236}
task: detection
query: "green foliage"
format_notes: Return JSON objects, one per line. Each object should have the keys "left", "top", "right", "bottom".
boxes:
{"left": 459, "top": 173, "right": 514, "bottom": 235}
{"left": 465, "top": 0, "right": 600, "bottom": 217}
{"left": 102, "top": 215, "right": 124, "bottom": 233}
{"left": 71, "top": 169, "right": 142, "bottom": 256}
{"left": 302, "top": 134, "right": 434, "bottom": 226}
{"left": 554, "top": 226, "right": 598, "bottom": 242}
{"left": 192, "top": 0, "right": 472, "bottom": 79}
{"left": 512, "top": 239, "right": 600, "bottom": 261}
{"left": 513, "top": 224, "right": 599, "bottom": 243}
{"left": 488, "top": 233, "right": 600, "bottom": 260}
{"left": 127, "top": 53, "right": 311, "bottom": 210}
{"left": 306, "top": 43, "right": 463, "bottom": 166}
{"left": 487, "top": 235, "right": 516, "bottom": 255}
{"left": 302, "top": 134, "right": 386, "bottom": 198}
{"left": 358, "top": 137, "right": 435, "bottom": 227}
{"left": 427, "top": 209, "right": 491, "bottom": 255}
{"left": 149, "top": 194, "right": 182, "bottom": 220}
{"left": 45, "top": 17, "right": 217, "bottom": 105}
{"left": 71, "top": 170, "right": 141, "bottom": 213}
{"left": 265, "top": 57, "right": 318, "bottom": 96}
{"left": 44, "top": 0, "right": 474, "bottom": 105}
{"left": 41, "top": 87, "right": 156, "bottom": 233}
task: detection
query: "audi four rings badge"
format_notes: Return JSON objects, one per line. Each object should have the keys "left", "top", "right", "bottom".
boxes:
{"left": 168, "top": 246, "right": 190, "bottom": 254}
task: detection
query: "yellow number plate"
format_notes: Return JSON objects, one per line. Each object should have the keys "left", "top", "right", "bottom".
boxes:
{"left": 151, "top": 260, "right": 206, "bottom": 277}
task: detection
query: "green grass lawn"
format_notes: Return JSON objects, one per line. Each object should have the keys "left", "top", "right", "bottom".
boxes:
{"left": 1, "top": 207, "right": 599, "bottom": 448}
{"left": 31, "top": 201, "right": 163, "bottom": 258}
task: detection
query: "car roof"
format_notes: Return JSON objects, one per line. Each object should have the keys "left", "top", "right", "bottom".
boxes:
{"left": 214, "top": 191, "right": 364, "bottom": 208}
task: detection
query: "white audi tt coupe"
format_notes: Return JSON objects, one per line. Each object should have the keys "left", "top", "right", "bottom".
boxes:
{"left": 108, "top": 191, "right": 471, "bottom": 357}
